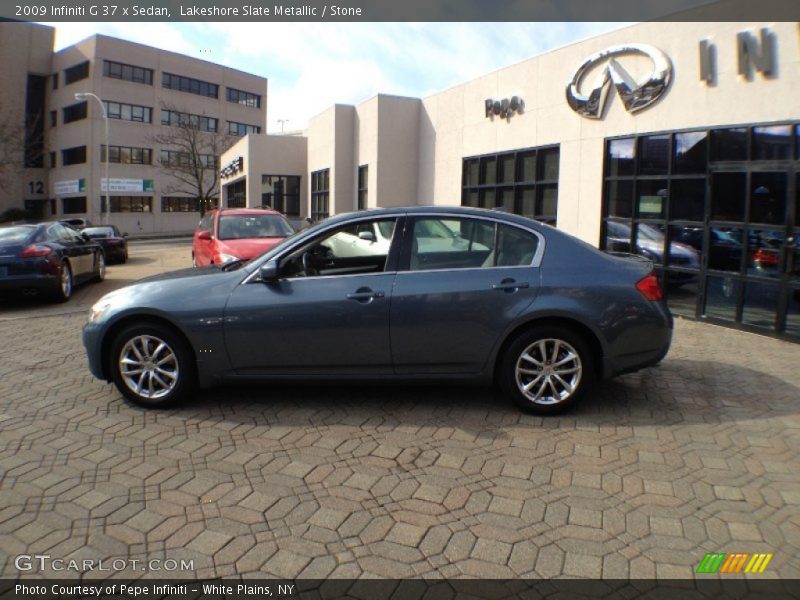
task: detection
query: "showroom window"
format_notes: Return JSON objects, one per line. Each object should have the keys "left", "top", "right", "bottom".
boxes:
{"left": 357, "top": 165, "right": 368, "bottom": 210}
{"left": 311, "top": 169, "right": 330, "bottom": 222}
{"left": 225, "top": 179, "right": 246, "bottom": 208}
{"left": 262, "top": 175, "right": 300, "bottom": 217}
{"left": 102, "top": 196, "right": 152, "bottom": 213}
{"left": 461, "top": 145, "right": 560, "bottom": 225}
{"left": 602, "top": 122, "right": 800, "bottom": 340}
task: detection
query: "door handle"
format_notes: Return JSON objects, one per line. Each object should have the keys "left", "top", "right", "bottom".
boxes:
{"left": 346, "top": 288, "right": 385, "bottom": 302}
{"left": 491, "top": 280, "right": 529, "bottom": 291}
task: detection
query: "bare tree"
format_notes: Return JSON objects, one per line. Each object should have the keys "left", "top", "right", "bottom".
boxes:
{"left": 149, "top": 104, "right": 236, "bottom": 215}
{"left": 0, "top": 104, "right": 31, "bottom": 193}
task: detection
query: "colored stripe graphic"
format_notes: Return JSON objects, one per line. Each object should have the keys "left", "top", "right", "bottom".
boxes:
{"left": 697, "top": 552, "right": 774, "bottom": 574}
{"left": 697, "top": 553, "right": 726, "bottom": 573}
{"left": 744, "top": 553, "right": 774, "bottom": 573}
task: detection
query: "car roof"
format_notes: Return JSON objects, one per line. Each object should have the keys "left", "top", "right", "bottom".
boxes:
{"left": 215, "top": 208, "right": 282, "bottom": 217}
{"left": 324, "top": 205, "right": 546, "bottom": 229}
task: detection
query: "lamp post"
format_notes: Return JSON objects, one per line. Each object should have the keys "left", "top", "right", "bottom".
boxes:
{"left": 75, "top": 92, "right": 109, "bottom": 225}
{"left": 278, "top": 119, "right": 289, "bottom": 134}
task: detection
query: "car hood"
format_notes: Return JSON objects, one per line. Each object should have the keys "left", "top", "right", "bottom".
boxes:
{"left": 136, "top": 265, "right": 230, "bottom": 285}
{"left": 216, "top": 237, "right": 285, "bottom": 260}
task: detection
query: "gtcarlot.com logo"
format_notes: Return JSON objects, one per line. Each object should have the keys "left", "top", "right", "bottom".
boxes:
{"left": 14, "top": 554, "right": 194, "bottom": 572}
{"left": 696, "top": 552, "right": 773, "bottom": 574}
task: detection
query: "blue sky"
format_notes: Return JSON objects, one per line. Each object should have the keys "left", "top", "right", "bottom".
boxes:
{"left": 42, "top": 22, "right": 630, "bottom": 132}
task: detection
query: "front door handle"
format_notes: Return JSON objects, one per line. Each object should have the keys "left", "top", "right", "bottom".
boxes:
{"left": 492, "top": 279, "right": 529, "bottom": 292}
{"left": 346, "top": 287, "right": 385, "bottom": 302}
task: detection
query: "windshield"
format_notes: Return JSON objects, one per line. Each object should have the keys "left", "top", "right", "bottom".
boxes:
{"left": 0, "top": 226, "right": 35, "bottom": 244}
{"left": 83, "top": 227, "right": 115, "bottom": 237}
{"left": 218, "top": 214, "right": 294, "bottom": 240}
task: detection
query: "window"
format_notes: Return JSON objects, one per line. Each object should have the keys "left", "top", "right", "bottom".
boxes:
{"left": 49, "top": 152, "right": 56, "bottom": 168}
{"left": 226, "top": 121, "right": 261, "bottom": 136}
{"left": 461, "top": 146, "right": 559, "bottom": 225}
{"left": 62, "top": 196, "right": 87, "bottom": 214}
{"left": 225, "top": 179, "right": 246, "bottom": 208}
{"left": 311, "top": 169, "right": 330, "bottom": 221}
{"left": 162, "top": 72, "right": 218, "bottom": 98}
{"left": 104, "top": 101, "right": 152, "bottom": 123}
{"left": 101, "top": 145, "right": 152, "bottom": 165}
{"left": 61, "top": 146, "right": 86, "bottom": 166}
{"left": 102, "top": 196, "right": 152, "bottom": 213}
{"left": 51, "top": 73, "right": 58, "bottom": 89}
{"left": 357, "top": 165, "right": 368, "bottom": 210}
{"left": 162, "top": 197, "right": 202, "bottom": 212}
{"left": 160, "top": 150, "right": 216, "bottom": 168}
{"left": 261, "top": 175, "right": 300, "bottom": 216}
{"left": 218, "top": 213, "right": 293, "bottom": 240}
{"left": 161, "top": 109, "right": 217, "bottom": 132}
{"left": 280, "top": 218, "right": 398, "bottom": 279}
{"left": 24, "top": 75, "right": 46, "bottom": 168}
{"left": 62, "top": 101, "right": 87, "bottom": 124}
{"left": 409, "top": 218, "right": 538, "bottom": 271}
{"left": 103, "top": 60, "right": 153, "bottom": 85}
{"left": 64, "top": 61, "right": 90, "bottom": 85}
{"left": 226, "top": 87, "right": 261, "bottom": 108}
{"left": 50, "top": 110, "right": 57, "bottom": 127}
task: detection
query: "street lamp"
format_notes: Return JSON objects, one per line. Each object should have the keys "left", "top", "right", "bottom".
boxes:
{"left": 75, "top": 92, "right": 109, "bottom": 224}
{"left": 278, "top": 119, "right": 289, "bottom": 134}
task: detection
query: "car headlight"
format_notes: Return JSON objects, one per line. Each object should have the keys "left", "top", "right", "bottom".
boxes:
{"left": 217, "top": 253, "right": 239, "bottom": 264}
{"left": 88, "top": 300, "right": 114, "bottom": 323}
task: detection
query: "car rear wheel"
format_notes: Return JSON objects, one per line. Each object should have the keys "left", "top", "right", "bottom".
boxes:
{"left": 52, "top": 261, "right": 73, "bottom": 303}
{"left": 109, "top": 323, "right": 195, "bottom": 408}
{"left": 93, "top": 251, "right": 106, "bottom": 282}
{"left": 498, "top": 325, "right": 594, "bottom": 415}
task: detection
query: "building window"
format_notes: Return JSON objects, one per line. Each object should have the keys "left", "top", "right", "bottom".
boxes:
{"left": 62, "top": 196, "right": 87, "bottom": 214}
{"left": 161, "top": 109, "right": 217, "bottom": 132}
{"left": 161, "top": 196, "right": 207, "bottom": 212}
{"left": 62, "top": 101, "right": 88, "bottom": 124}
{"left": 102, "top": 196, "right": 153, "bottom": 213}
{"left": 226, "top": 121, "right": 261, "bottom": 137}
{"left": 102, "top": 60, "right": 153, "bottom": 85}
{"left": 162, "top": 72, "right": 218, "bottom": 98}
{"left": 50, "top": 110, "right": 57, "bottom": 127}
{"left": 24, "top": 75, "right": 46, "bottom": 168}
{"left": 160, "top": 150, "right": 216, "bottom": 169}
{"left": 51, "top": 73, "right": 58, "bottom": 90}
{"left": 104, "top": 101, "right": 152, "bottom": 123}
{"left": 101, "top": 145, "right": 152, "bottom": 165}
{"left": 226, "top": 179, "right": 246, "bottom": 208}
{"left": 64, "top": 61, "right": 90, "bottom": 85}
{"left": 61, "top": 146, "right": 87, "bottom": 166}
{"left": 226, "top": 87, "right": 261, "bottom": 108}
{"left": 261, "top": 175, "right": 300, "bottom": 216}
{"left": 49, "top": 152, "right": 56, "bottom": 168}
{"left": 461, "top": 146, "right": 559, "bottom": 226}
{"left": 601, "top": 122, "right": 800, "bottom": 340}
{"left": 357, "top": 165, "right": 368, "bottom": 210}
{"left": 311, "top": 169, "right": 330, "bottom": 222}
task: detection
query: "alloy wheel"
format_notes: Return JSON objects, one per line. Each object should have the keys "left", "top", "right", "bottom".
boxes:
{"left": 515, "top": 338, "right": 583, "bottom": 405}
{"left": 61, "top": 264, "right": 72, "bottom": 298}
{"left": 118, "top": 335, "right": 180, "bottom": 400}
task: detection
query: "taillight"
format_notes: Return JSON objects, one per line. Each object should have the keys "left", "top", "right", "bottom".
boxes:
{"left": 636, "top": 273, "right": 663, "bottom": 301}
{"left": 753, "top": 248, "right": 779, "bottom": 266}
{"left": 20, "top": 244, "right": 53, "bottom": 258}
{"left": 106, "top": 239, "right": 121, "bottom": 245}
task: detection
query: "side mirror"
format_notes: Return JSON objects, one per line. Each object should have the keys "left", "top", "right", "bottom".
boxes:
{"left": 122, "top": 232, "right": 128, "bottom": 238}
{"left": 198, "top": 230, "right": 212, "bottom": 241}
{"left": 81, "top": 233, "right": 91, "bottom": 242}
{"left": 258, "top": 260, "right": 279, "bottom": 282}
{"left": 358, "top": 230, "right": 376, "bottom": 243}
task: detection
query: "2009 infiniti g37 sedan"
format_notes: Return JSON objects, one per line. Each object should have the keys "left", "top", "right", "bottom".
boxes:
{"left": 83, "top": 207, "right": 672, "bottom": 415}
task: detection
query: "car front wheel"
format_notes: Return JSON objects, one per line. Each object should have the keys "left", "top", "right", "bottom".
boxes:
{"left": 109, "top": 323, "right": 195, "bottom": 408}
{"left": 498, "top": 325, "right": 594, "bottom": 415}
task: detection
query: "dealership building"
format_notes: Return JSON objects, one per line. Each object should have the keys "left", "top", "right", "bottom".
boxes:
{"left": 219, "top": 20, "right": 799, "bottom": 341}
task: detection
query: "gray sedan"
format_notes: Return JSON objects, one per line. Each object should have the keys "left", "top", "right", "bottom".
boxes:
{"left": 83, "top": 207, "right": 672, "bottom": 415}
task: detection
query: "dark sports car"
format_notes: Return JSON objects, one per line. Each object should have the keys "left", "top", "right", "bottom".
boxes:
{"left": 83, "top": 206, "right": 672, "bottom": 415}
{"left": 0, "top": 222, "right": 106, "bottom": 302}
{"left": 82, "top": 225, "right": 129, "bottom": 264}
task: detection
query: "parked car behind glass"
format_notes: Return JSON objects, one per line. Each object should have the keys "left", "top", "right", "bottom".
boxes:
{"left": 0, "top": 222, "right": 106, "bottom": 302}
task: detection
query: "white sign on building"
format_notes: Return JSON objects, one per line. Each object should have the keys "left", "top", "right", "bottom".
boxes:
{"left": 101, "top": 179, "right": 155, "bottom": 193}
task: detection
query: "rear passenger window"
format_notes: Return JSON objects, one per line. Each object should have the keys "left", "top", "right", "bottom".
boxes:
{"left": 409, "top": 218, "right": 537, "bottom": 271}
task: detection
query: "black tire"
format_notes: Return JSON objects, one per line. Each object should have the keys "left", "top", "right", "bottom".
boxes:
{"left": 109, "top": 322, "right": 196, "bottom": 408}
{"left": 93, "top": 251, "right": 106, "bottom": 282}
{"left": 52, "top": 260, "right": 73, "bottom": 303}
{"left": 498, "top": 325, "right": 595, "bottom": 415}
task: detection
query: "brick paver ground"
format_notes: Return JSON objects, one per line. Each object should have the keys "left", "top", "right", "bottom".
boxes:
{"left": 0, "top": 241, "right": 798, "bottom": 579}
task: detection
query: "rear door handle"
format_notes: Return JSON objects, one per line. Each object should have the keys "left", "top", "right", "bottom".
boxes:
{"left": 492, "top": 280, "right": 529, "bottom": 291}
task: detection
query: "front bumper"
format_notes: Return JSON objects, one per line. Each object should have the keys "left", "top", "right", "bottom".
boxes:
{"left": 82, "top": 321, "right": 108, "bottom": 381}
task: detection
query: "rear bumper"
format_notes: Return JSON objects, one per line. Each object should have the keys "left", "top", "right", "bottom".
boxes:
{"left": 0, "top": 273, "right": 58, "bottom": 294}
{"left": 604, "top": 301, "right": 673, "bottom": 378}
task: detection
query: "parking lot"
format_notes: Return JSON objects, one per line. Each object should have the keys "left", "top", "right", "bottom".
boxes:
{"left": 0, "top": 239, "right": 799, "bottom": 579}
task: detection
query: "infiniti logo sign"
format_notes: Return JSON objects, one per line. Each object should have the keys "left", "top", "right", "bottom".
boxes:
{"left": 566, "top": 44, "right": 672, "bottom": 119}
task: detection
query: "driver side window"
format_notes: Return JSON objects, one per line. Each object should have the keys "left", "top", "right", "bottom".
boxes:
{"left": 281, "top": 218, "right": 397, "bottom": 278}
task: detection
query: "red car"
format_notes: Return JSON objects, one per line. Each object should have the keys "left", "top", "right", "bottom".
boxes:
{"left": 192, "top": 208, "right": 295, "bottom": 267}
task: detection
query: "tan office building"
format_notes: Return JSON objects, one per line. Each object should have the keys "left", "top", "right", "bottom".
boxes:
{"left": 221, "top": 20, "right": 800, "bottom": 340}
{"left": 0, "top": 21, "right": 267, "bottom": 234}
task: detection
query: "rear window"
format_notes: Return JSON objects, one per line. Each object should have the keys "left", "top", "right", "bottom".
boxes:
{"left": 83, "top": 227, "right": 115, "bottom": 237}
{"left": 218, "top": 214, "right": 294, "bottom": 240}
{"left": 0, "top": 227, "right": 35, "bottom": 244}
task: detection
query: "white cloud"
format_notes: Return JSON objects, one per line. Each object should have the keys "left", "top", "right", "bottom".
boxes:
{"left": 39, "top": 21, "right": 630, "bottom": 133}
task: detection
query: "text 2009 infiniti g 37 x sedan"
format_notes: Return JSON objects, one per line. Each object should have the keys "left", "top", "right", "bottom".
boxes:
{"left": 83, "top": 207, "right": 672, "bottom": 415}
